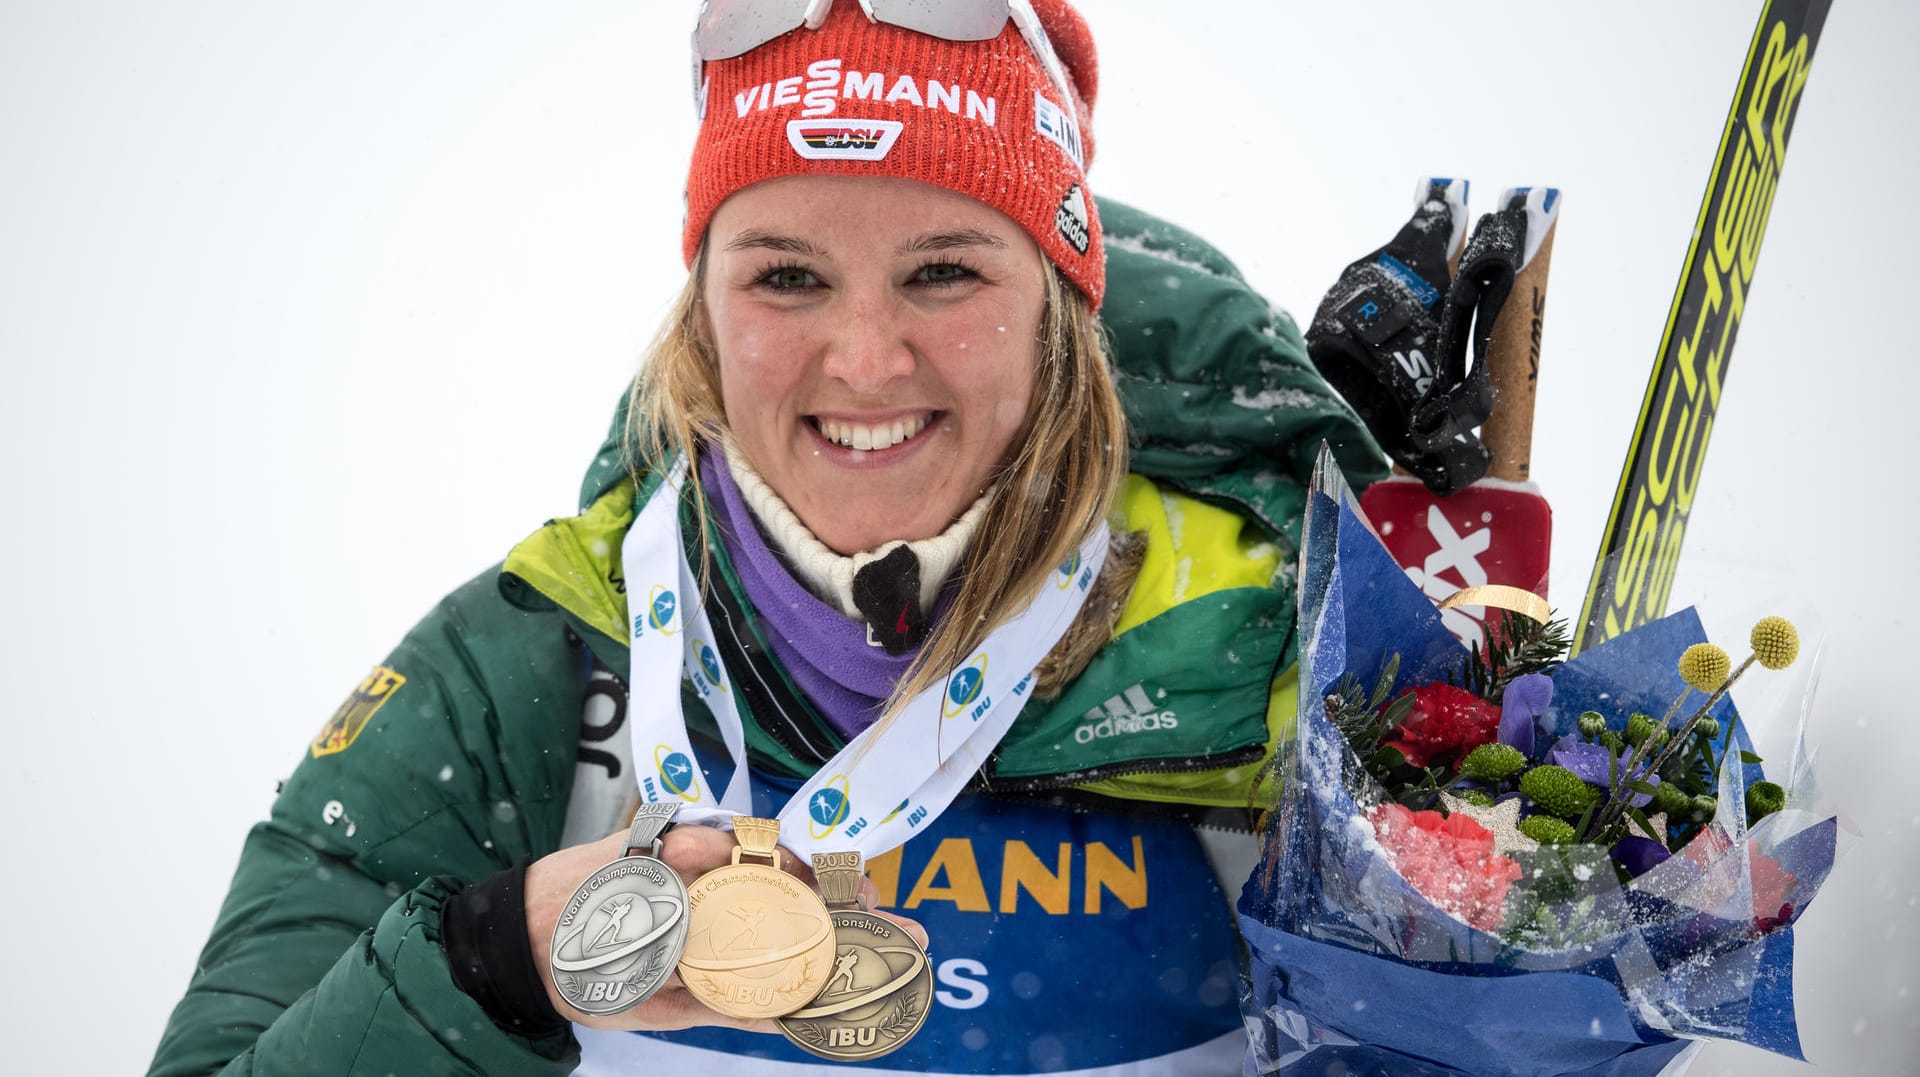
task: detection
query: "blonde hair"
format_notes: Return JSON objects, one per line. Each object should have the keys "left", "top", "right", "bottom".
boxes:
{"left": 628, "top": 245, "right": 1129, "bottom": 718}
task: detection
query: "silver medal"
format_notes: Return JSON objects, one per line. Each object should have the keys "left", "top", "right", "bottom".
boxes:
{"left": 548, "top": 802, "right": 689, "bottom": 1015}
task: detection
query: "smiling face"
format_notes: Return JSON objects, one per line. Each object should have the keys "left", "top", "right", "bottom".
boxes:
{"left": 703, "top": 174, "right": 1047, "bottom": 555}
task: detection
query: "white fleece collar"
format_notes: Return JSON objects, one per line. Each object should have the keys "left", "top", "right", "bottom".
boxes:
{"left": 723, "top": 450, "right": 990, "bottom": 622}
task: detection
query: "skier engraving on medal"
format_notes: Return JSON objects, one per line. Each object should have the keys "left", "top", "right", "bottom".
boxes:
{"left": 778, "top": 852, "right": 934, "bottom": 1061}
{"left": 587, "top": 896, "right": 635, "bottom": 953}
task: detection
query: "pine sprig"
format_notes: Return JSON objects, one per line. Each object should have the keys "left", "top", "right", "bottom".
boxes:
{"left": 1462, "top": 611, "right": 1570, "bottom": 702}
{"left": 1324, "top": 654, "right": 1443, "bottom": 796}
{"left": 1325, "top": 654, "right": 1405, "bottom": 754}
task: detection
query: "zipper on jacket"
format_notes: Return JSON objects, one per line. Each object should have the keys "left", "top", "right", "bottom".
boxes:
{"left": 975, "top": 756, "right": 1270, "bottom": 835}
{"left": 700, "top": 554, "right": 842, "bottom": 770}
{"left": 977, "top": 742, "right": 1266, "bottom": 796}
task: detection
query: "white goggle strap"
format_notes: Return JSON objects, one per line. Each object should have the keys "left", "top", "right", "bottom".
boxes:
{"left": 690, "top": 0, "right": 1075, "bottom": 119}
{"left": 1007, "top": 0, "right": 1077, "bottom": 118}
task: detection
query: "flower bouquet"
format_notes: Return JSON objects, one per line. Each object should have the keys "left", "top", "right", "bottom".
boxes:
{"left": 1237, "top": 447, "right": 1839, "bottom": 1076}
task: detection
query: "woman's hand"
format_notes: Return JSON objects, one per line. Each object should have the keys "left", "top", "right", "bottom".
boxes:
{"left": 523, "top": 823, "right": 926, "bottom": 1033}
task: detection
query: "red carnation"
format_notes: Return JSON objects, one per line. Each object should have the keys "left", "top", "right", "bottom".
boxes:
{"left": 1368, "top": 803, "right": 1522, "bottom": 932}
{"left": 1380, "top": 683, "right": 1502, "bottom": 768}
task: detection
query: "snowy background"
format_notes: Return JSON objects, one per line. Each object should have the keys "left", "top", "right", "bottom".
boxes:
{"left": 3, "top": 1, "right": 1915, "bottom": 1072}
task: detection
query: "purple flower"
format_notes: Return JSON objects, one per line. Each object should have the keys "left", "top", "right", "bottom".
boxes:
{"left": 1498, "top": 673, "right": 1554, "bottom": 757}
{"left": 1549, "top": 735, "right": 1659, "bottom": 807}
{"left": 1611, "top": 835, "right": 1672, "bottom": 878}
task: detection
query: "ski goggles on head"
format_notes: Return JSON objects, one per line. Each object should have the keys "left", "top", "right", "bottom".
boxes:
{"left": 689, "top": 0, "right": 1076, "bottom": 113}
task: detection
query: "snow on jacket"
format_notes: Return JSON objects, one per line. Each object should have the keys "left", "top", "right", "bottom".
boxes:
{"left": 147, "top": 200, "right": 1386, "bottom": 1076}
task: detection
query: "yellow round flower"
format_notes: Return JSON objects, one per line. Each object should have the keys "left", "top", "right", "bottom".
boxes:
{"left": 1750, "top": 616, "right": 1800, "bottom": 671}
{"left": 1678, "top": 643, "right": 1731, "bottom": 691}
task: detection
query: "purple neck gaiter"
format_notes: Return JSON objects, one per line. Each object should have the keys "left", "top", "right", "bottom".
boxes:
{"left": 698, "top": 450, "right": 933, "bottom": 740}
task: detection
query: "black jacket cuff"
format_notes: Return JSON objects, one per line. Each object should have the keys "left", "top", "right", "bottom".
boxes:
{"left": 443, "top": 857, "right": 569, "bottom": 1038}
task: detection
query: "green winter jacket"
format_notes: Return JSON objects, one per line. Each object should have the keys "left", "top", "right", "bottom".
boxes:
{"left": 147, "top": 200, "right": 1385, "bottom": 1076}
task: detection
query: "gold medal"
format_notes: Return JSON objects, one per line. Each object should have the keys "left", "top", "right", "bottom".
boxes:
{"left": 678, "top": 817, "right": 835, "bottom": 1019}
{"left": 777, "top": 851, "right": 933, "bottom": 1060}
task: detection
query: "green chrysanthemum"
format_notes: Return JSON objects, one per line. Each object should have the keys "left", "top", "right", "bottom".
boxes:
{"left": 1624, "top": 713, "right": 1668, "bottom": 749}
{"left": 1519, "top": 815, "right": 1576, "bottom": 845}
{"left": 1690, "top": 794, "right": 1719, "bottom": 821}
{"left": 1462, "top": 743, "right": 1527, "bottom": 781}
{"left": 1577, "top": 710, "right": 1608, "bottom": 739}
{"left": 1751, "top": 617, "right": 1800, "bottom": 670}
{"left": 1652, "top": 782, "right": 1694, "bottom": 818}
{"left": 1519, "top": 765, "right": 1599, "bottom": 820}
{"left": 1678, "top": 643, "right": 1731, "bottom": 692}
{"left": 1693, "top": 716, "right": 1720, "bottom": 740}
{"left": 1746, "top": 780, "right": 1787, "bottom": 822}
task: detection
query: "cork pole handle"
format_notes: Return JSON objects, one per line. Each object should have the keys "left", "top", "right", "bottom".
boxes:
{"left": 1480, "top": 188, "right": 1560, "bottom": 482}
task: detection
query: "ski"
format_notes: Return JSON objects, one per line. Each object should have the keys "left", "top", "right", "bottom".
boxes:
{"left": 1572, "top": 0, "right": 1831, "bottom": 655}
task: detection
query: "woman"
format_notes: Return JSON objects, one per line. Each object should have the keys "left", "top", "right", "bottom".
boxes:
{"left": 150, "top": 2, "right": 1383, "bottom": 1074}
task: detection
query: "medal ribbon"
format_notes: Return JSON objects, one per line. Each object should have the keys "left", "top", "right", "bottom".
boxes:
{"left": 621, "top": 453, "right": 1107, "bottom": 861}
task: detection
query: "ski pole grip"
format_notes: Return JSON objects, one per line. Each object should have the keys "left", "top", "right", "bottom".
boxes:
{"left": 1481, "top": 188, "right": 1559, "bottom": 482}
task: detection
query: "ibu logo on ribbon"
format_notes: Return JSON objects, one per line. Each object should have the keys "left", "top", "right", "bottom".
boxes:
{"left": 688, "top": 639, "right": 727, "bottom": 696}
{"left": 941, "top": 654, "right": 989, "bottom": 720}
{"left": 653, "top": 745, "right": 701, "bottom": 802}
{"left": 880, "top": 796, "right": 929, "bottom": 830}
{"left": 1056, "top": 549, "right": 1082, "bottom": 589}
{"left": 637, "top": 584, "right": 678, "bottom": 636}
{"left": 806, "top": 776, "right": 853, "bottom": 840}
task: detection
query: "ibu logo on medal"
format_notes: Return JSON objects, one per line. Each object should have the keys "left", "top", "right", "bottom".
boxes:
{"left": 941, "top": 655, "right": 989, "bottom": 720}
{"left": 806, "top": 776, "right": 852, "bottom": 840}
{"left": 654, "top": 745, "right": 702, "bottom": 801}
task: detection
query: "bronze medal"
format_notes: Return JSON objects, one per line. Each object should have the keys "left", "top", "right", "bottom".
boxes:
{"left": 678, "top": 816, "right": 835, "bottom": 1019}
{"left": 777, "top": 851, "right": 933, "bottom": 1060}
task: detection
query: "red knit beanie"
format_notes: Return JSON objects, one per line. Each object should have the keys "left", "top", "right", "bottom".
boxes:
{"left": 683, "top": 0, "right": 1104, "bottom": 306}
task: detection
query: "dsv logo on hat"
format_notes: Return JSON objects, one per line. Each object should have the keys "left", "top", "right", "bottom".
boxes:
{"left": 806, "top": 776, "right": 853, "bottom": 839}
{"left": 786, "top": 118, "right": 902, "bottom": 161}
{"left": 651, "top": 745, "right": 702, "bottom": 802}
{"left": 942, "top": 654, "right": 990, "bottom": 720}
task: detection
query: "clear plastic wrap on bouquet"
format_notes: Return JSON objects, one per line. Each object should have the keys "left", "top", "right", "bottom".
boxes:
{"left": 1236, "top": 448, "right": 1839, "bottom": 1077}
